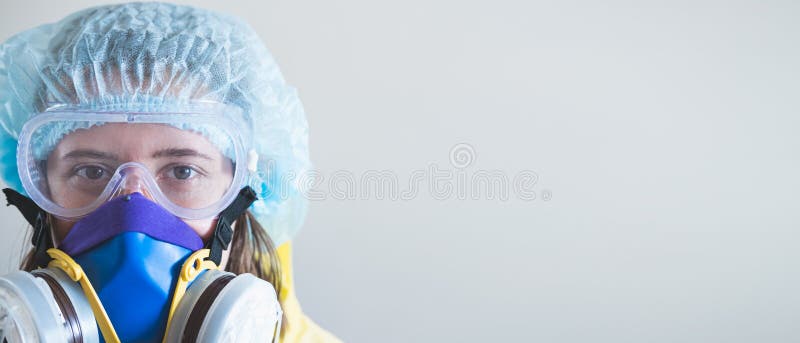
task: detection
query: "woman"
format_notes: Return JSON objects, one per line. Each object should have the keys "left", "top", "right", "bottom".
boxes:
{"left": 0, "top": 2, "right": 340, "bottom": 342}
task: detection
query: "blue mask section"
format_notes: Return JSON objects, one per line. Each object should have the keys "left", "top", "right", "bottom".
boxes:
{"left": 73, "top": 232, "right": 192, "bottom": 343}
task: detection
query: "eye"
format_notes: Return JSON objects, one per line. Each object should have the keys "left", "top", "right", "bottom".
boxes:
{"left": 170, "top": 166, "right": 196, "bottom": 180}
{"left": 75, "top": 165, "right": 108, "bottom": 180}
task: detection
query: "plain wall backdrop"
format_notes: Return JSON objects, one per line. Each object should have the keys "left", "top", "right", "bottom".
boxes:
{"left": 1, "top": 1, "right": 798, "bottom": 342}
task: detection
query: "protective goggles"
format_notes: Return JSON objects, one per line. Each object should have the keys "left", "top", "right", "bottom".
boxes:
{"left": 17, "top": 108, "right": 251, "bottom": 220}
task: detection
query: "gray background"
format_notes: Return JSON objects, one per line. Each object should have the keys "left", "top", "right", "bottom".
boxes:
{"left": 1, "top": 1, "right": 799, "bottom": 342}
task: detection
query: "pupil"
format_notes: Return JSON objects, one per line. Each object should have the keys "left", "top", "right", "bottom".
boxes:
{"left": 86, "top": 167, "right": 104, "bottom": 179}
{"left": 175, "top": 166, "right": 191, "bottom": 180}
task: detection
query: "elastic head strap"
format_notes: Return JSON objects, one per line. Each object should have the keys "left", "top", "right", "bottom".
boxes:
{"left": 205, "top": 186, "right": 258, "bottom": 266}
{"left": 3, "top": 188, "right": 52, "bottom": 268}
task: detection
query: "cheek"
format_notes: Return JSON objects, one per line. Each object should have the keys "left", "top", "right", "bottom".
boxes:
{"left": 183, "top": 218, "right": 218, "bottom": 242}
{"left": 52, "top": 217, "right": 76, "bottom": 243}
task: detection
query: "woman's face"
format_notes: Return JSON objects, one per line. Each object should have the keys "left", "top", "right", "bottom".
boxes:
{"left": 45, "top": 123, "right": 235, "bottom": 242}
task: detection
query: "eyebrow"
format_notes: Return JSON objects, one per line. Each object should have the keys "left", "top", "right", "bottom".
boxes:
{"left": 152, "top": 148, "right": 214, "bottom": 161}
{"left": 62, "top": 149, "right": 120, "bottom": 161}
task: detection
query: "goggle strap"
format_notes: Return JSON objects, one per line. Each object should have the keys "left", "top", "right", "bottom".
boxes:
{"left": 205, "top": 186, "right": 258, "bottom": 266}
{"left": 3, "top": 188, "right": 53, "bottom": 267}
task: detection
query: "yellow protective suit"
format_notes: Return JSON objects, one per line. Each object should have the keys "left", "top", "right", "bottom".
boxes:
{"left": 276, "top": 243, "right": 343, "bottom": 343}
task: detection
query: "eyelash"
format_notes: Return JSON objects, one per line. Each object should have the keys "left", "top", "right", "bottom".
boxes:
{"left": 71, "top": 164, "right": 112, "bottom": 181}
{"left": 159, "top": 164, "right": 207, "bottom": 181}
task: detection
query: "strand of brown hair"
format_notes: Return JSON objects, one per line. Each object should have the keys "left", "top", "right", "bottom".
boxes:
{"left": 226, "top": 211, "right": 283, "bottom": 297}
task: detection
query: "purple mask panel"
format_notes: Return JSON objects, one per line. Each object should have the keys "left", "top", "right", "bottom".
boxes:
{"left": 59, "top": 193, "right": 204, "bottom": 256}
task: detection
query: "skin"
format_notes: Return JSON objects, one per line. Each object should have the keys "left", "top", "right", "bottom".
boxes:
{"left": 45, "top": 123, "right": 235, "bottom": 265}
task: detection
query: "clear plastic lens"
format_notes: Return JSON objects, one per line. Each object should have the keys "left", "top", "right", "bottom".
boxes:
{"left": 50, "top": 161, "right": 235, "bottom": 211}
{"left": 18, "top": 111, "right": 248, "bottom": 220}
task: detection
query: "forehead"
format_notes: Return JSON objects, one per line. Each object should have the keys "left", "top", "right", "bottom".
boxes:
{"left": 50, "top": 123, "right": 224, "bottom": 159}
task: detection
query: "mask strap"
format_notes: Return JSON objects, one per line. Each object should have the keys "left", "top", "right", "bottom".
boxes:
{"left": 205, "top": 186, "right": 258, "bottom": 266}
{"left": 162, "top": 248, "right": 219, "bottom": 343}
{"left": 3, "top": 188, "right": 53, "bottom": 267}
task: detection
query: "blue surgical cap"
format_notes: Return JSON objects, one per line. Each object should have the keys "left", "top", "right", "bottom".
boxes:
{"left": 0, "top": 2, "right": 311, "bottom": 245}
